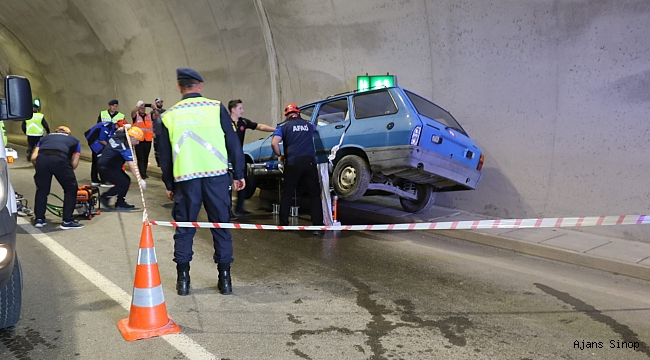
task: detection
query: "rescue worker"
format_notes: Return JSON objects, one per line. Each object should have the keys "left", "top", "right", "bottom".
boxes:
{"left": 30, "top": 126, "right": 83, "bottom": 230}
{"left": 131, "top": 101, "right": 155, "bottom": 179}
{"left": 92, "top": 100, "right": 125, "bottom": 186}
{"left": 271, "top": 103, "right": 324, "bottom": 234}
{"left": 97, "top": 126, "right": 146, "bottom": 210}
{"left": 151, "top": 98, "right": 166, "bottom": 167}
{"left": 159, "top": 68, "right": 245, "bottom": 296}
{"left": 228, "top": 99, "right": 275, "bottom": 216}
{"left": 22, "top": 104, "right": 50, "bottom": 162}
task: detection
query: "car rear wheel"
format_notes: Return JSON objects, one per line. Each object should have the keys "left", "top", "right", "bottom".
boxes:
{"left": 333, "top": 155, "right": 371, "bottom": 201}
{"left": 399, "top": 183, "right": 437, "bottom": 213}
{"left": 0, "top": 255, "right": 23, "bottom": 329}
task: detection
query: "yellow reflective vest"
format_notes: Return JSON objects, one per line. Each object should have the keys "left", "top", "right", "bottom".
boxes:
{"left": 162, "top": 97, "right": 229, "bottom": 182}
{"left": 25, "top": 113, "right": 45, "bottom": 136}
{"left": 0, "top": 121, "right": 6, "bottom": 145}
{"left": 100, "top": 110, "right": 125, "bottom": 123}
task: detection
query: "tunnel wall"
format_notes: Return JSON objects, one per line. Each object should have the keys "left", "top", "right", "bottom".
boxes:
{"left": 0, "top": 0, "right": 648, "bottom": 240}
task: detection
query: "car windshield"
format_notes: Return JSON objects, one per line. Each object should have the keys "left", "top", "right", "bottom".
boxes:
{"left": 404, "top": 90, "right": 467, "bottom": 136}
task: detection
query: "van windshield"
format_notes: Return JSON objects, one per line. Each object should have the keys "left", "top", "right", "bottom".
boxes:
{"left": 404, "top": 90, "right": 467, "bottom": 136}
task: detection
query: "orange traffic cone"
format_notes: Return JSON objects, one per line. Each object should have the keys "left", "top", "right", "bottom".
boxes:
{"left": 118, "top": 223, "right": 181, "bottom": 341}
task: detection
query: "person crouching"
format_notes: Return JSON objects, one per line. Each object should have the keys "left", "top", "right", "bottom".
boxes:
{"left": 98, "top": 126, "right": 146, "bottom": 210}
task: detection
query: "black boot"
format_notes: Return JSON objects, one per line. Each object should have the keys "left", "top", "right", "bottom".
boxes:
{"left": 217, "top": 269, "right": 232, "bottom": 295}
{"left": 176, "top": 263, "right": 191, "bottom": 296}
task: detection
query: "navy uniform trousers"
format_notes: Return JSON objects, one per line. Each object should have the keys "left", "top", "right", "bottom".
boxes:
{"left": 172, "top": 175, "right": 233, "bottom": 265}
{"left": 34, "top": 154, "right": 78, "bottom": 222}
{"left": 279, "top": 156, "right": 324, "bottom": 226}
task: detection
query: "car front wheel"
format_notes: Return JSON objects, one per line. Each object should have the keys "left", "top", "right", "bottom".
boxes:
{"left": 332, "top": 155, "right": 371, "bottom": 201}
{"left": 399, "top": 183, "right": 437, "bottom": 213}
{"left": 0, "top": 255, "right": 23, "bottom": 329}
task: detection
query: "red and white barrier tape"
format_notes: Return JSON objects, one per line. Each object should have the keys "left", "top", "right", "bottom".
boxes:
{"left": 148, "top": 214, "right": 650, "bottom": 231}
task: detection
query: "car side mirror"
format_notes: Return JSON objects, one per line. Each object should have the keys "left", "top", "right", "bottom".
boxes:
{"left": 0, "top": 75, "right": 33, "bottom": 121}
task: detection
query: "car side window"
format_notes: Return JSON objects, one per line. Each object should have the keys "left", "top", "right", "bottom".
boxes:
{"left": 353, "top": 90, "right": 398, "bottom": 119}
{"left": 316, "top": 99, "right": 348, "bottom": 127}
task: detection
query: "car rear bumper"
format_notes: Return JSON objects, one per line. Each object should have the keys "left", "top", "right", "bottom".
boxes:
{"left": 0, "top": 206, "right": 17, "bottom": 289}
{"left": 365, "top": 145, "right": 483, "bottom": 191}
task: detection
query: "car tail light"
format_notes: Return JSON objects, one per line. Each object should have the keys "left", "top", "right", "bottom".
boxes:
{"left": 477, "top": 154, "right": 485, "bottom": 171}
{"left": 410, "top": 126, "right": 421, "bottom": 146}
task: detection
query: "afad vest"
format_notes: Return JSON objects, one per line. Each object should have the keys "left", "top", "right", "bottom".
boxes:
{"left": 162, "top": 97, "right": 229, "bottom": 182}
{"left": 100, "top": 110, "right": 125, "bottom": 124}
{"left": 25, "top": 113, "right": 45, "bottom": 136}
{"left": 133, "top": 112, "right": 154, "bottom": 142}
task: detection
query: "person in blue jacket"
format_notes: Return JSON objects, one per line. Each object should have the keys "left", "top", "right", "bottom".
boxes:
{"left": 98, "top": 126, "right": 146, "bottom": 210}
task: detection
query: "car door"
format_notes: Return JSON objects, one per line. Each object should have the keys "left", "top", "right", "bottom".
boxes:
{"left": 347, "top": 88, "right": 405, "bottom": 148}
{"left": 311, "top": 98, "right": 350, "bottom": 164}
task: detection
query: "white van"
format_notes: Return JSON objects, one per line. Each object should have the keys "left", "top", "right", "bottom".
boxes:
{"left": 0, "top": 75, "right": 33, "bottom": 328}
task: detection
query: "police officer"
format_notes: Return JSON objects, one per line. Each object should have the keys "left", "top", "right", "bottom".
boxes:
{"left": 22, "top": 104, "right": 50, "bottom": 161}
{"left": 92, "top": 100, "right": 125, "bottom": 186}
{"left": 158, "top": 68, "right": 245, "bottom": 296}
{"left": 97, "top": 126, "right": 146, "bottom": 210}
{"left": 271, "top": 103, "right": 324, "bottom": 234}
{"left": 30, "top": 126, "right": 83, "bottom": 230}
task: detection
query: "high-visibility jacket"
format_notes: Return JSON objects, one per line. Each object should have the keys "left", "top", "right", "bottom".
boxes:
{"left": 133, "top": 112, "right": 154, "bottom": 142}
{"left": 0, "top": 121, "right": 6, "bottom": 145}
{"left": 25, "top": 113, "right": 45, "bottom": 136}
{"left": 162, "top": 97, "right": 229, "bottom": 182}
{"left": 100, "top": 110, "right": 125, "bottom": 124}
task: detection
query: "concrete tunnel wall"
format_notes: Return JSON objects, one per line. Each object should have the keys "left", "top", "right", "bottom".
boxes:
{"left": 0, "top": 0, "right": 648, "bottom": 241}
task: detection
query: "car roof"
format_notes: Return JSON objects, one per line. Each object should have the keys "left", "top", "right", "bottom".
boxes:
{"left": 299, "top": 86, "right": 401, "bottom": 109}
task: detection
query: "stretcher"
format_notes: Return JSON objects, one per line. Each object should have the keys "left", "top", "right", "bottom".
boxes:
{"left": 46, "top": 185, "right": 102, "bottom": 220}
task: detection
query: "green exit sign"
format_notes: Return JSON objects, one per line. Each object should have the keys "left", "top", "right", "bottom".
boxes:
{"left": 357, "top": 75, "right": 397, "bottom": 91}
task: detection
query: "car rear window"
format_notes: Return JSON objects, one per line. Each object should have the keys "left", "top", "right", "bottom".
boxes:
{"left": 404, "top": 90, "right": 466, "bottom": 135}
{"left": 353, "top": 90, "right": 398, "bottom": 119}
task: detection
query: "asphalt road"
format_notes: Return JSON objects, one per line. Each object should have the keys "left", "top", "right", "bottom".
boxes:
{"left": 1, "top": 150, "right": 650, "bottom": 360}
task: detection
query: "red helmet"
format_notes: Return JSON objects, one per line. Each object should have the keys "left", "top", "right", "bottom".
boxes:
{"left": 284, "top": 103, "right": 300, "bottom": 116}
{"left": 116, "top": 119, "right": 128, "bottom": 128}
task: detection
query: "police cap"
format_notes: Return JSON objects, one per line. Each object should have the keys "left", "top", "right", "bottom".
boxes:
{"left": 176, "top": 68, "right": 203, "bottom": 82}
{"left": 108, "top": 99, "right": 119, "bottom": 105}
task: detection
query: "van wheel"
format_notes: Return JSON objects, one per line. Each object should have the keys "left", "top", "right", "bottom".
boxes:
{"left": 333, "top": 155, "right": 370, "bottom": 201}
{"left": 400, "top": 183, "right": 436, "bottom": 213}
{"left": 0, "top": 256, "right": 23, "bottom": 329}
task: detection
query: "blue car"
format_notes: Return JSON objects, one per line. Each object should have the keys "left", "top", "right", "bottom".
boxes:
{"left": 243, "top": 86, "right": 484, "bottom": 213}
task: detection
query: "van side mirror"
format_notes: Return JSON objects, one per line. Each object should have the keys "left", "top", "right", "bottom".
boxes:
{"left": 0, "top": 75, "right": 33, "bottom": 121}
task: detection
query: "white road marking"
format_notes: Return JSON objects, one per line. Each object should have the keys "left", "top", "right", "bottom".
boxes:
{"left": 17, "top": 217, "right": 217, "bottom": 360}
